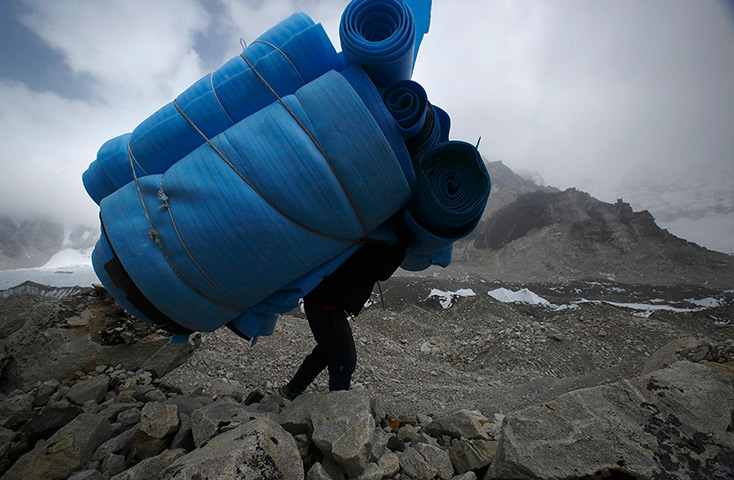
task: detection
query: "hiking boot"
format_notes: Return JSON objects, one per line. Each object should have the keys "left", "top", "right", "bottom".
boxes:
{"left": 278, "top": 384, "right": 300, "bottom": 400}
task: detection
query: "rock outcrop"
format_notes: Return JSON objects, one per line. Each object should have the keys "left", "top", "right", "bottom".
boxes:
{"left": 0, "top": 344, "right": 731, "bottom": 479}
{"left": 0, "top": 288, "right": 194, "bottom": 392}
{"left": 1, "top": 283, "right": 732, "bottom": 479}
{"left": 488, "top": 360, "right": 734, "bottom": 479}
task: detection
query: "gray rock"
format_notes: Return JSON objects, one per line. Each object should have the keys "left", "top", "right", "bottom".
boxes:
{"left": 294, "top": 432, "right": 310, "bottom": 458}
{"left": 140, "top": 341, "right": 195, "bottom": 378}
{"left": 367, "top": 427, "right": 389, "bottom": 462}
{"left": 0, "top": 390, "right": 33, "bottom": 424}
{"left": 386, "top": 435, "right": 406, "bottom": 452}
{"left": 160, "top": 418, "right": 303, "bottom": 479}
{"left": 67, "top": 375, "right": 111, "bottom": 405}
{"left": 255, "top": 392, "right": 286, "bottom": 414}
{"left": 410, "top": 431, "right": 440, "bottom": 449}
{"left": 33, "top": 379, "right": 60, "bottom": 407}
{"left": 448, "top": 439, "right": 496, "bottom": 474}
{"left": 416, "top": 443, "right": 454, "bottom": 480}
{"left": 2, "top": 412, "right": 111, "bottom": 480}
{"left": 307, "top": 462, "right": 334, "bottom": 480}
{"left": 67, "top": 469, "right": 103, "bottom": 480}
{"left": 0, "top": 426, "right": 15, "bottom": 472}
{"left": 110, "top": 447, "right": 186, "bottom": 480}
{"left": 82, "top": 399, "right": 100, "bottom": 413}
{"left": 321, "top": 457, "right": 347, "bottom": 480}
{"left": 330, "top": 412, "right": 375, "bottom": 476}
{"left": 451, "top": 472, "right": 477, "bottom": 480}
{"left": 396, "top": 424, "right": 420, "bottom": 442}
{"left": 378, "top": 451, "right": 400, "bottom": 477}
{"left": 303, "top": 390, "right": 377, "bottom": 467}
{"left": 125, "top": 429, "right": 169, "bottom": 466}
{"left": 191, "top": 396, "right": 256, "bottom": 447}
{"left": 140, "top": 402, "right": 179, "bottom": 439}
{"left": 170, "top": 414, "right": 194, "bottom": 451}
{"left": 98, "top": 401, "right": 143, "bottom": 422}
{"left": 143, "top": 389, "right": 167, "bottom": 403}
{"left": 276, "top": 394, "right": 317, "bottom": 436}
{"left": 93, "top": 425, "right": 140, "bottom": 461}
{"left": 399, "top": 446, "right": 437, "bottom": 480}
{"left": 355, "top": 462, "right": 383, "bottom": 480}
{"left": 424, "top": 410, "right": 488, "bottom": 440}
{"left": 642, "top": 336, "right": 702, "bottom": 375}
{"left": 132, "top": 384, "right": 155, "bottom": 402}
{"left": 164, "top": 395, "right": 209, "bottom": 416}
{"left": 1, "top": 325, "right": 100, "bottom": 391}
{"left": 487, "top": 361, "right": 734, "bottom": 480}
{"left": 101, "top": 453, "right": 126, "bottom": 476}
{"left": 20, "top": 406, "right": 82, "bottom": 445}
{"left": 116, "top": 407, "right": 141, "bottom": 429}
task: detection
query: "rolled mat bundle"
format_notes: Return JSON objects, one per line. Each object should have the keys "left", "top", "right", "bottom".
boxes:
{"left": 340, "top": 0, "right": 417, "bottom": 86}
{"left": 401, "top": 141, "right": 490, "bottom": 271}
{"left": 95, "top": 69, "right": 410, "bottom": 337}
{"left": 382, "top": 79, "right": 450, "bottom": 156}
{"left": 83, "top": 0, "right": 490, "bottom": 339}
{"left": 83, "top": 13, "right": 341, "bottom": 204}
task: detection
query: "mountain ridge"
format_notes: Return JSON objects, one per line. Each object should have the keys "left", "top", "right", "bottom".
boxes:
{"left": 446, "top": 161, "right": 733, "bottom": 288}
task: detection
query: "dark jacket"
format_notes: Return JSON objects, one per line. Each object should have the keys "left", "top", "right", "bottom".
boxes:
{"left": 305, "top": 240, "right": 407, "bottom": 315}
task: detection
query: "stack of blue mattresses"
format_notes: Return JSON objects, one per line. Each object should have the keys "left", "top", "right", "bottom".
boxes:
{"left": 83, "top": 0, "right": 491, "bottom": 340}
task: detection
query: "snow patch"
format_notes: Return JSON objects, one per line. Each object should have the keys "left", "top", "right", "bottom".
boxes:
{"left": 488, "top": 288, "right": 551, "bottom": 306}
{"left": 0, "top": 248, "right": 97, "bottom": 289}
{"left": 685, "top": 297, "right": 723, "bottom": 308}
{"left": 428, "top": 288, "right": 476, "bottom": 309}
{"left": 41, "top": 248, "right": 92, "bottom": 269}
{"left": 574, "top": 299, "right": 703, "bottom": 317}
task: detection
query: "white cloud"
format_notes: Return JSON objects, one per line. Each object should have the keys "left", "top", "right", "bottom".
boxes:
{"left": 0, "top": 80, "right": 108, "bottom": 225}
{"left": 0, "top": 0, "right": 218, "bottom": 227}
{"left": 18, "top": 0, "right": 211, "bottom": 104}
{"left": 0, "top": 0, "right": 732, "bottom": 255}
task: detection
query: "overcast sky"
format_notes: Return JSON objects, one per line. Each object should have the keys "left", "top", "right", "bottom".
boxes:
{"left": 1, "top": 0, "right": 732, "bottom": 244}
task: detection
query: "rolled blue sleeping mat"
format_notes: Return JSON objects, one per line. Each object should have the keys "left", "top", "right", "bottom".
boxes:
{"left": 401, "top": 141, "right": 491, "bottom": 271}
{"left": 82, "top": 159, "right": 115, "bottom": 206}
{"left": 340, "top": 0, "right": 417, "bottom": 86}
{"left": 97, "top": 69, "right": 411, "bottom": 334}
{"left": 382, "top": 79, "right": 449, "bottom": 156}
{"left": 82, "top": 133, "right": 149, "bottom": 205}
{"left": 83, "top": 13, "right": 341, "bottom": 204}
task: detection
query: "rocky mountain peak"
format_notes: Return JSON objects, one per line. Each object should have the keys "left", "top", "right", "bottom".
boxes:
{"left": 455, "top": 182, "right": 733, "bottom": 287}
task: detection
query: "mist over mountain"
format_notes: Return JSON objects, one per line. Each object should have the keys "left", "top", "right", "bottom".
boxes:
{"left": 575, "top": 168, "right": 734, "bottom": 255}
{"left": 448, "top": 160, "right": 733, "bottom": 288}
{"left": 0, "top": 159, "right": 730, "bottom": 292}
{"left": 0, "top": 216, "right": 97, "bottom": 270}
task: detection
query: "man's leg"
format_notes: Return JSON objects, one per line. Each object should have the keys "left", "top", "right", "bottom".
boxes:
{"left": 302, "top": 303, "right": 357, "bottom": 391}
{"left": 287, "top": 344, "right": 328, "bottom": 395}
{"left": 310, "top": 307, "right": 356, "bottom": 391}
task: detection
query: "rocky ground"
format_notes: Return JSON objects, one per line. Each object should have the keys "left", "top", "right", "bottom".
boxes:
{"left": 0, "top": 277, "right": 732, "bottom": 479}
{"left": 162, "top": 272, "right": 734, "bottom": 418}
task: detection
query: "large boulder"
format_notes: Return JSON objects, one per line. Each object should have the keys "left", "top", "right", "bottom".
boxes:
{"left": 160, "top": 417, "right": 303, "bottom": 480}
{"left": 2, "top": 412, "right": 112, "bottom": 480}
{"left": 487, "top": 361, "right": 734, "bottom": 480}
{"left": 277, "top": 388, "right": 386, "bottom": 477}
{"left": 190, "top": 396, "right": 258, "bottom": 448}
{"left": 0, "top": 290, "right": 195, "bottom": 393}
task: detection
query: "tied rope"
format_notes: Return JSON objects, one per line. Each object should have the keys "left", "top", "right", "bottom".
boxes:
{"left": 237, "top": 47, "right": 371, "bottom": 239}
{"left": 122, "top": 38, "right": 377, "bottom": 314}
{"left": 125, "top": 146, "right": 244, "bottom": 311}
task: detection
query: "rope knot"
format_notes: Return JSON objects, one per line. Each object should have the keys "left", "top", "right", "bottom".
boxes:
{"left": 157, "top": 187, "right": 170, "bottom": 211}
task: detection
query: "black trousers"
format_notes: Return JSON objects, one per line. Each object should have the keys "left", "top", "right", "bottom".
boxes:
{"left": 287, "top": 301, "right": 357, "bottom": 393}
